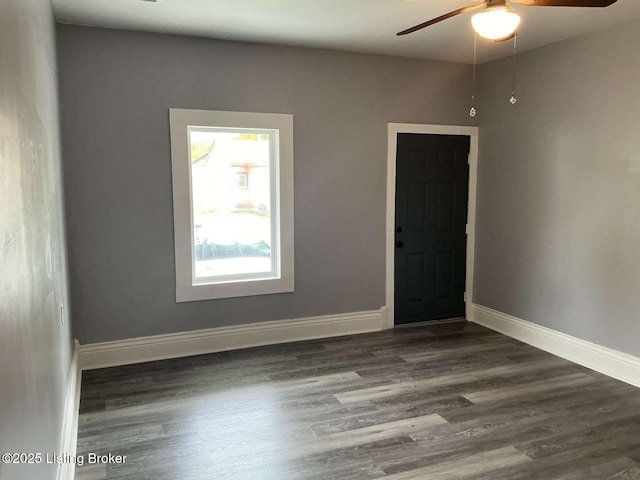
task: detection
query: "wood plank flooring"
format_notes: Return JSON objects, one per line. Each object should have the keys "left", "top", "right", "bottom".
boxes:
{"left": 76, "top": 322, "right": 640, "bottom": 480}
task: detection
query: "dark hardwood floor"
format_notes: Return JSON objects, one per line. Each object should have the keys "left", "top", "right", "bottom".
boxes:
{"left": 76, "top": 322, "right": 640, "bottom": 480}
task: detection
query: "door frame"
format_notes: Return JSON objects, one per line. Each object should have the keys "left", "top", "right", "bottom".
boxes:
{"left": 384, "top": 123, "right": 479, "bottom": 329}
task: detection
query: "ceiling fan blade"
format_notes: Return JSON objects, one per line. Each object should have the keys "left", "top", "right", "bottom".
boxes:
{"left": 511, "top": 0, "right": 616, "bottom": 6}
{"left": 397, "top": 4, "right": 483, "bottom": 36}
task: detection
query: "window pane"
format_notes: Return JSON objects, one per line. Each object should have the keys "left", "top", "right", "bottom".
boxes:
{"left": 189, "top": 129, "right": 273, "bottom": 281}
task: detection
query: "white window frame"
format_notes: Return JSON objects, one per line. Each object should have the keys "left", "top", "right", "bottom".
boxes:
{"left": 169, "top": 108, "right": 294, "bottom": 302}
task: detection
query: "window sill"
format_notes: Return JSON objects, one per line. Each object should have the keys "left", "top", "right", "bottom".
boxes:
{"left": 176, "top": 276, "right": 294, "bottom": 302}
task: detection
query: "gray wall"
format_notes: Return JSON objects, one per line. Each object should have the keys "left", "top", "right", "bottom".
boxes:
{"left": 0, "top": 1, "right": 73, "bottom": 479}
{"left": 475, "top": 19, "right": 640, "bottom": 356}
{"left": 57, "top": 25, "right": 474, "bottom": 344}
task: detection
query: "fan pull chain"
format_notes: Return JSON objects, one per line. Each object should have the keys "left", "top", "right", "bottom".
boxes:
{"left": 470, "top": 32, "right": 477, "bottom": 117}
{"left": 510, "top": 32, "right": 518, "bottom": 105}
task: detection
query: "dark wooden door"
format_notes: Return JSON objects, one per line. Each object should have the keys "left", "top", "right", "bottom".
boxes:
{"left": 394, "top": 133, "right": 470, "bottom": 325}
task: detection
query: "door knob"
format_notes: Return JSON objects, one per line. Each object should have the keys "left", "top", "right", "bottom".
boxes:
{"left": 396, "top": 227, "right": 403, "bottom": 233}
{"left": 396, "top": 241, "right": 404, "bottom": 248}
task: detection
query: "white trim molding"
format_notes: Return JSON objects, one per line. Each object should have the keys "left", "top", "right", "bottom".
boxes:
{"left": 470, "top": 303, "right": 640, "bottom": 389}
{"left": 57, "top": 341, "right": 82, "bottom": 480}
{"left": 385, "top": 123, "right": 479, "bottom": 329}
{"left": 80, "top": 310, "right": 384, "bottom": 370}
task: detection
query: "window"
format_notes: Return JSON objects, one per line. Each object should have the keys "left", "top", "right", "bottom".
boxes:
{"left": 169, "top": 109, "right": 294, "bottom": 302}
{"left": 237, "top": 172, "right": 248, "bottom": 189}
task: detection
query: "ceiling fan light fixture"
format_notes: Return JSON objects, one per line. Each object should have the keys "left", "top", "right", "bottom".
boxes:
{"left": 471, "top": 5, "right": 521, "bottom": 40}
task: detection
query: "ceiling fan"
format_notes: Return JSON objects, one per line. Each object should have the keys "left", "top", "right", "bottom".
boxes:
{"left": 397, "top": 0, "right": 618, "bottom": 41}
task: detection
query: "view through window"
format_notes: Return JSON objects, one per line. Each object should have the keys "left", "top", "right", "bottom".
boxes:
{"left": 188, "top": 128, "right": 277, "bottom": 283}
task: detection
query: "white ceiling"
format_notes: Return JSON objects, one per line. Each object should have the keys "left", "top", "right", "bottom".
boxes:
{"left": 52, "top": 0, "right": 640, "bottom": 64}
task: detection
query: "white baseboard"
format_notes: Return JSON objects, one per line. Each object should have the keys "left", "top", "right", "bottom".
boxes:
{"left": 80, "top": 309, "right": 384, "bottom": 370}
{"left": 57, "top": 340, "right": 82, "bottom": 480}
{"left": 469, "top": 303, "right": 640, "bottom": 389}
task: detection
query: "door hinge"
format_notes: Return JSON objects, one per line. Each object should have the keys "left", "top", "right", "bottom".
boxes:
{"left": 465, "top": 223, "right": 469, "bottom": 235}
{"left": 468, "top": 152, "right": 471, "bottom": 165}
{"left": 464, "top": 292, "right": 467, "bottom": 302}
